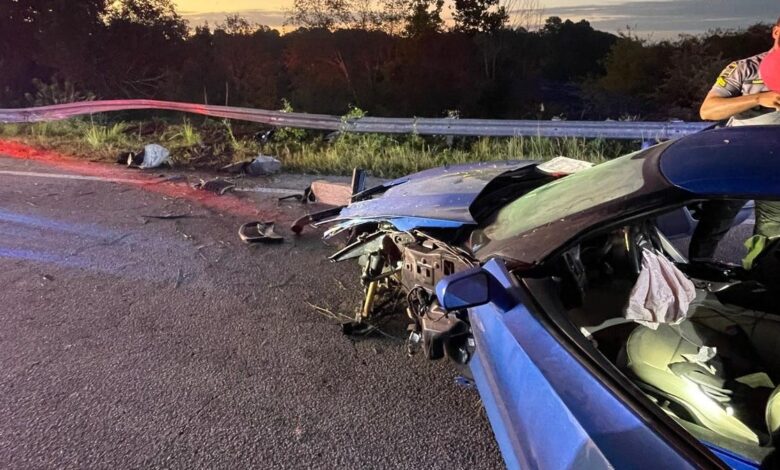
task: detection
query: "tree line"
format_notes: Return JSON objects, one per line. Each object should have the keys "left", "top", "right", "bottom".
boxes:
{"left": 0, "top": 0, "right": 775, "bottom": 121}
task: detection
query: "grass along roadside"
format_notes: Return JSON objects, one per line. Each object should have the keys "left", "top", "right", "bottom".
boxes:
{"left": 0, "top": 118, "right": 632, "bottom": 178}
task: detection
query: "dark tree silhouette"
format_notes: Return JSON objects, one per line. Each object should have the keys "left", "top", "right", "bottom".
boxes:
{"left": 0, "top": 0, "right": 108, "bottom": 103}
{"left": 453, "top": 0, "right": 508, "bottom": 34}
{"left": 539, "top": 17, "right": 616, "bottom": 81}
{"left": 404, "top": 0, "right": 445, "bottom": 37}
{"left": 0, "top": 2, "right": 775, "bottom": 121}
{"left": 93, "top": 0, "right": 188, "bottom": 97}
{"left": 287, "top": 0, "right": 352, "bottom": 30}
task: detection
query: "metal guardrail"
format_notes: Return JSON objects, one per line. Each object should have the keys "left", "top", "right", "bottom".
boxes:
{"left": 0, "top": 99, "right": 711, "bottom": 140}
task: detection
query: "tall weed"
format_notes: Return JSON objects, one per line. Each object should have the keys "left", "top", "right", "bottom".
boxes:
{"left": 84, "top": 121, "right": 129, "bottom": 149}
{"left": 168, "top": 119, "right": 201, "bottom": 146}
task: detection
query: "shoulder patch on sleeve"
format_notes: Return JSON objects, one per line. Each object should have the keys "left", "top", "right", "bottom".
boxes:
{"left": 719, "top": 62, "right": 739, "bottom": 80}
{"left": 716, "top": 77, "right": 728, "bottom": 87}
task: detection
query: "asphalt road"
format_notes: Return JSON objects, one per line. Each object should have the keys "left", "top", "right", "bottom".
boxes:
{"left": 0, "top": 154, "right": 502, "bottom": 469}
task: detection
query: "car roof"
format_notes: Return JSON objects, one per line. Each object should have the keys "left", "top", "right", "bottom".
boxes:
{"left": 476, "top": 126, "right": 780, "bottom": 269}
{"left": 660, "top": 125, "right": 780, "bottom": 198}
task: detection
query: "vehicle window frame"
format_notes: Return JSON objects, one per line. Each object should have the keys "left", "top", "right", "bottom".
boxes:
{"left": 529, "top": 196, "right": 750, "bottom": 272}
{"left": 483, "top": 148, "right": 648, "bottom": 242}
{"left": 515, "top": 196, "right": 778, "bottom": 467}
{"left": 476, "top": 142, "right": 678, "bottom": 268}
{"left": 516, "top": 276, "right": 731, "bottom": 469}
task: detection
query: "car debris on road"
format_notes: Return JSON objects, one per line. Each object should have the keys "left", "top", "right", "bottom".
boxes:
{"left": 238, "top": 221, "right": 284, "bottom": 244}
{"left": 119, "top": 144, "right": 171, "bottom": 169}
{"left": 221, "top": 154, "right": 282, "bottom": 176}
{"left": 192, "top": 178, "right": 236, "bottom": 195}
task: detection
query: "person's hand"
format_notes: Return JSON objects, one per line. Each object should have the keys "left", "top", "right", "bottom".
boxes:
{"left": 757, "top": 91, "right": 780, "bottom": 110}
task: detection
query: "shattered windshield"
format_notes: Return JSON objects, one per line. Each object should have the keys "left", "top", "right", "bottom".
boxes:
{"left": 482, "top": 149, "right": 648, "bottom": 243}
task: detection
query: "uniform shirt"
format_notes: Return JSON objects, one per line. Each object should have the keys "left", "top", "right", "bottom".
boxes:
{"left": 729, "top": 103, "right": 780, "bottom": 241}
{"left": 710, "top": 51, "right": 770, "bottom": 122}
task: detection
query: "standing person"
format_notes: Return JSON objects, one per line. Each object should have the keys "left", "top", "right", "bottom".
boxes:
{"left": 689, "top": 16, "right": 780, "bottom": 261}
{"left": 741, "top": 47, "right": 780, "bottom": 281}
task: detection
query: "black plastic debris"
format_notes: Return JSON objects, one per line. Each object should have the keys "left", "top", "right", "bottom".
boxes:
{"left": 247, "top": 155, "right": 281, "bottom": 176}
{"left": 220, "top": 161, "right": 249, "bottom": 174}
{"left": 351, "top": 168, "right": 367, "bottom": 197}
{"left": 291, "top": 206, "right": 343, "bottom": 235}
{"left": 220, "top": 155, "right": 281, "bottom": 176}
{"left": 278, "top": 186, "right": 314, "bottom": 203}
{"left": 239, "top": 221, "right": 284, "bottom": 244}
{"left": 117, "top": 151, "right": 141, "bottom": 166}
{"left": 192, "top": 178, "right": 236, "bottom": 195}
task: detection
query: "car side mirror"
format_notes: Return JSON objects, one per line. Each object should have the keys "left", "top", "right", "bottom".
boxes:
{"left": 436, "top": 267, "right": 491, "bottom": 311}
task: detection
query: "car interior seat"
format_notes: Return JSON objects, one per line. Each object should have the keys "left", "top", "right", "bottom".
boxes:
{"left": 624, "top": 321, "right": 778, "bottom": 446}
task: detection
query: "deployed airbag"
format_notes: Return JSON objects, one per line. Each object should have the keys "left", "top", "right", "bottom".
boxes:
{"left": 625, "top": 249, "right": 696, "bottom": 329}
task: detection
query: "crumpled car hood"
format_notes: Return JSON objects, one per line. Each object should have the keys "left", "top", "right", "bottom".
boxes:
{"left": 331, "top": 161, "right": 537, "bottom": 227}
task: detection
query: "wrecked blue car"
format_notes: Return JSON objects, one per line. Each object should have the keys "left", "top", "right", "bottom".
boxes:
{"left": 314, "top": 126, "right": 780, "bottom": 469}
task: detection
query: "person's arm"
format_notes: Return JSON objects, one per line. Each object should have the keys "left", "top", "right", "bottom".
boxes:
{"left": 700, "top": 90, "right": 780, "bottom": 121}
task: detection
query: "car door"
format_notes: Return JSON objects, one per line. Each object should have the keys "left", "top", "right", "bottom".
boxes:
{"left": 459, "top": 259, "right": 734, "bottom": 470}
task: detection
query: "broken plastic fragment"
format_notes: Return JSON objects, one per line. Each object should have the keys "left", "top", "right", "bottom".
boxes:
{"left": 193, "top": 179, "right": 236, "bottom": 195}
{"left": 239, "top": 221, "right": 284, "bottom": 244}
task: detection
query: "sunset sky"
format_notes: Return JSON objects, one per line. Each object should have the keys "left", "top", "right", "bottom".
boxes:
{"left": 175, "top": 0, "right": 775, "bottom": 38}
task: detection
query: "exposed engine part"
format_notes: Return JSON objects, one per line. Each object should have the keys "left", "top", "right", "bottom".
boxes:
{"left": 332, "top": 229, "right": 470, "bottom": 291}
{"left": 420, "top": 303, "right": 470, "bottom": 362}
{"left": 361, "top": 281, "right": 379, "bottom": 319}
{"left": 329, "top": 228, "right": 474, "bottom": 368}
{"left": 329, "top": 232, "right": 385, "bottom": 262}
{"left": 341, "top": 279, "right": 403, "bottom": 335}
{"left": 363, "top": 251, "right": 385, "bottom": 281}
{"left": 406, "top": 327, "right": 422, "bottom": 356}
{"left": 399, "top": 239, "right": 471, "bottom": 292}
{"left": 406, "top": 287, "right": 473, "bottom": 364}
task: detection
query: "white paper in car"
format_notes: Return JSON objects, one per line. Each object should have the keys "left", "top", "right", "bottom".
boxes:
{"left": 536, "top": 157, "right": 594, "bottom": 175}
{"left": 625, "top": 249, "right": 696, "bottom": 330}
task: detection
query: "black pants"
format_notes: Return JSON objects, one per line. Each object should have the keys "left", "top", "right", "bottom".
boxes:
{"left": 688, "top": 200, "right": 746, "bottom": 260}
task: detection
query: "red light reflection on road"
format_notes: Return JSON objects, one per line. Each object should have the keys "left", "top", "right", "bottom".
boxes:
{"left": 0, "top": 140, "right": 279, "bottom": 219}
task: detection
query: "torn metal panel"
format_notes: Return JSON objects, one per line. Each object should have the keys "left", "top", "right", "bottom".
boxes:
{"left": 329, "top": 232, "right": 386, "bottom": 262}
{"left": 321, "top": 217, "right": 466, "bottom": 238}
{"left": 338, "top": 161, "right": 536, "bottom": 224}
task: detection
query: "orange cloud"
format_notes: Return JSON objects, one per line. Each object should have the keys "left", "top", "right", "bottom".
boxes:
{"left": 176, "top": 0, "right": 291, "bottom": 14}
